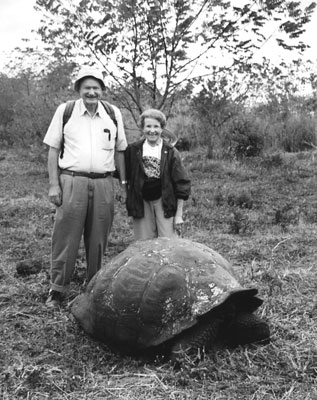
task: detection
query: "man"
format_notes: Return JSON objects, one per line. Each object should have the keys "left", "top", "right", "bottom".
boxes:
{"left": 43, "top": 67, "right": 128, "bottom": 309}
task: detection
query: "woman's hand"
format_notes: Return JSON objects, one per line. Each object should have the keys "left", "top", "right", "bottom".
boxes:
{"left": 174, "top": 214, "right": 184, "bottom": 236}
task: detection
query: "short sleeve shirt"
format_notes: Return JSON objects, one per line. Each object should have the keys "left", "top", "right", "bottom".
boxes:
{"left": 43, "top": 99, "right": 128, "bottom": 173}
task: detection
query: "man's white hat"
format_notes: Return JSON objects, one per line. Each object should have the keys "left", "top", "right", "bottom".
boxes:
{"left": 74, "top": 67, "right": 106, "bottom": 91}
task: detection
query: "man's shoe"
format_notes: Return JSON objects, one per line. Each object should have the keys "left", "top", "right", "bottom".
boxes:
{"left": 45, "top": 290, "right": 63, "bottom": 310}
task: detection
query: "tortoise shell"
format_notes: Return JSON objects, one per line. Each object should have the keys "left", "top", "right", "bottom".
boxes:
{"left": 71, "top": 237, "right": 258, "bottom": 349}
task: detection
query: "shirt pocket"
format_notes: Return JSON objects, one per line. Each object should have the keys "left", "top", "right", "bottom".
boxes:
{"left": 101, "top": 128, "right": 116, "bottom": 150}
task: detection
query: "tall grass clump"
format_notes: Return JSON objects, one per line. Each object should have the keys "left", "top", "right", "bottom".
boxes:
{"left": 279, "top": 113, "right": 317, "bottom": 152}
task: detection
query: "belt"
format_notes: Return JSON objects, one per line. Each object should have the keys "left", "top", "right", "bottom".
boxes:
{"left": 60, "top": 169, "right": 113, "bottom": 179}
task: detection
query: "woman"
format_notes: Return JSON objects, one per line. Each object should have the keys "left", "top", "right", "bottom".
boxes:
{"left": 125, "top": 109, "right": 191, "bottom": 240}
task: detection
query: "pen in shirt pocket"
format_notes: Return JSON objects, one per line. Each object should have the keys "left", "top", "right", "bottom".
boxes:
{"left": 104, "top": 128, "right": 111, "bottom": 141}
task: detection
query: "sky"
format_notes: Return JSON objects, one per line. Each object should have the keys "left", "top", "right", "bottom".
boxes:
{"left": 0, "top": 0, "right": 317, "bottom": 72}
{"left": 0, "top": 0, "right": 39, "bottom": 66}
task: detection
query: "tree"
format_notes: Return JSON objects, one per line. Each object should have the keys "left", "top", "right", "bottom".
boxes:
{"left": 189, "top": 53, "right": 317, "bottom": 156}
{"left": 0, "top": 61, "right": 76, "bottom": 147}
{"left": 0, "top": 74, "right": 16, "bottom": 145}
{"left": 34, "top": 0, "right": 316, "bottom": 121}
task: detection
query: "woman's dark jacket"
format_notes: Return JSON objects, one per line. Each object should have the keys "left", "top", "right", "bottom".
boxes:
{"left": 125, "top": 139, "right": 191, "bottom": 218}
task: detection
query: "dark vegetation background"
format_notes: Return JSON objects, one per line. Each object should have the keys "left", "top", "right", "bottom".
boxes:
{"left": 1, "top": 60, "right": 317, "bottom": 153}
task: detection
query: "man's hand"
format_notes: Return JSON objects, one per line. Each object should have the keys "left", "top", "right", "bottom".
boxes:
{"left": 115, "top": 182, "right": 127, "bottom": 204}
{"left": 48, "top": 184, "right": 62, "bottom": 207}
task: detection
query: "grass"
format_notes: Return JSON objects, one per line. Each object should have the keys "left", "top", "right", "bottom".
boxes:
{"left": 0, "top": 147, "right": 316, "bottom": 399}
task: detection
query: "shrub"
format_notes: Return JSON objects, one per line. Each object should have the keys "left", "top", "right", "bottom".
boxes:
{"left": 214, "top": 192, "right": 225, "bottom": 206}
{"left": 175, "top": 137, "right": 191, "bottom": 151}
{"left": 280, "top": 113, "right": 317, "bottom": 152}
{"left": 260, "top": 153, "right": 284, "bottom": 169}
{"left": 233, "top": 132, "right": 264, "bottom": 158}
{"left": 273, "top": 204, "right": 299, "bottom": 231}
{"left": 228, "top": 210, "right": 250, "bottom": 234}
{"left": 227, "top": 191, "right": 254, "bottom": 209}
{"left": 224, "top": 115, "right": 264, "bottom": 159}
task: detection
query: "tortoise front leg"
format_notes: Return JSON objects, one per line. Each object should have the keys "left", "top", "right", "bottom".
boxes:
{"left": 170, "top": 317, "right": 223, "bottom": 365}
{"left": 224, "top": 312, "right": 270, "bottom": 346}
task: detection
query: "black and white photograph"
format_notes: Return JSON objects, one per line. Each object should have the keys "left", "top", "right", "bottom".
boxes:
{"left": 1, "top": 1, "right": 317, "bottom": 399}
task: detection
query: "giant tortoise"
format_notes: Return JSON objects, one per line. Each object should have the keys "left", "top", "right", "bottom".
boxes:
{"left": 71, "top": 237, "right": 270, "bottom": 362}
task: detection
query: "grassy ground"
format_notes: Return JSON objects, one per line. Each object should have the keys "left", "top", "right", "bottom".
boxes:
{"left": 0, "top": 147, "right": 316, "bottom": 399}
